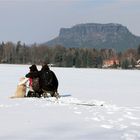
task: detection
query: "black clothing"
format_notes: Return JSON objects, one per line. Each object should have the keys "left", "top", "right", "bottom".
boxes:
{"left": 25, "top": 65, "right": 43, "bottom": 97}
{"left": 25, "top": 71, "right": 39, "bottom": 79}
{"left": 26, "top": 64, "right": 59, "bottom": 98}
{"left": 39, "top": 65, "right": 58, "bottom": 93}
{"left": 29, "top": 64, "right": 38, "bottom": 72}
{"left": 26, "top": 64, "right": 39, "bottom": 78}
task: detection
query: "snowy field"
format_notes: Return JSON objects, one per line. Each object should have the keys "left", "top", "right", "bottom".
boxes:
{"left": 0, "top": 64, "right": 140, "bottom": 140}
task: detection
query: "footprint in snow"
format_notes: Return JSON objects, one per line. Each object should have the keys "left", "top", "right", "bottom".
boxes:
{"left": 101, "top": 124, "right": 114, "bottom": 129}
{"left": 121, "top": 130, "right": 140, "bottom": 140}
{"left": 123, "top": 115, "right": 140, "bottom": 120}
{"left": 131, "top": 122, "right": 140, "bottom": 127}
{"left": 74, "top": 111, "right": 82, "bottom": 115}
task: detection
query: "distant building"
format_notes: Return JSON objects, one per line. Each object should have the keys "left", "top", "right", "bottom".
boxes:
{"left": 103, "top": 59, "right": 119, "bottom": 68}
{"left": 135, "top": 59, "right": 140, "bottom": 68}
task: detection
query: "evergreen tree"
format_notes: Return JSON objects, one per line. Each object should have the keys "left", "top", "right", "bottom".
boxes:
{"left": 121, "top": 59, "right": 129, "bottom": 69}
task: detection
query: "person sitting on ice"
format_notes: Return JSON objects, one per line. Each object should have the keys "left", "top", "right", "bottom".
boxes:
{"left": 25, "top": 64, "right": 43, "bottom": 97}
{"left": 39, "top": 62, "right": 59, "bottom": 98}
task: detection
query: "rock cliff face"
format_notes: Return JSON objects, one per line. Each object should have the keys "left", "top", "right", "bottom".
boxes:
{"left": 46, "top": 23, "right": 140, "bottom": 51}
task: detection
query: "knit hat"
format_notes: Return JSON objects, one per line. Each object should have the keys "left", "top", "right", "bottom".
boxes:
{"left": 29, "top": 64, "right": 38, "bottom": 72}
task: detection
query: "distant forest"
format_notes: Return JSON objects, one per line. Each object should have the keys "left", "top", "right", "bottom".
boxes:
{"left": 0, "top": 41, "right": 140, "bottom": 69}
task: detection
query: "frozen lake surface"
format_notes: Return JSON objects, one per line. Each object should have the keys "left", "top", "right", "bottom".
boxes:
{"left": 0, "top": 64, "right": 140, "bottom": 140}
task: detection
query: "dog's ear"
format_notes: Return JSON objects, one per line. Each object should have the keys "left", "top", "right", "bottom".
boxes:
{"left": 18, "top": 77, "right": 28, "bottom": 86}
{"left": 19, "top": 77, "right": 25, "bottom": 82}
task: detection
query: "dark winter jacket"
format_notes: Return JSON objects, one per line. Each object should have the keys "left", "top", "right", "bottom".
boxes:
{"left": 25, "top": 71, "right": 39, "bottom": 79}
{"left": 25, "top": 64, "right": 39, "bottom": 78}
{"left": 25, "top": 65, "right": 41, "bottom": 92}
{"left": 39, "top": 64, "right": 58, "bottom": 92}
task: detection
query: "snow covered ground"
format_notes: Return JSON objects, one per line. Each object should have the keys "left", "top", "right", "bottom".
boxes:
{"left": 0, "top": 64, "right": 140, "bottom": 140}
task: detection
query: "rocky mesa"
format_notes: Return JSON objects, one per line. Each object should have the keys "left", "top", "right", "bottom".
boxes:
{"left": 46, "top": 23, "right": 140, "bottom": 52}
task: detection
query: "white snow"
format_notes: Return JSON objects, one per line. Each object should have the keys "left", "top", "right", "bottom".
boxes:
{"left": 0, "top": 64, "right": 140, "bottom": 140}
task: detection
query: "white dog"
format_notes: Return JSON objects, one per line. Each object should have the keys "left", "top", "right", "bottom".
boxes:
{"left": 10, "top": 77, "right": 28, "bottom": 98}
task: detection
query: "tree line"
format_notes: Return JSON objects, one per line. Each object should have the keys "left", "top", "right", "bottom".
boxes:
{"left": 0, "top": 41, "right": 140, "bottom": 69}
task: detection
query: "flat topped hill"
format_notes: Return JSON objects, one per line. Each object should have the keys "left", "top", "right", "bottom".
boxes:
{"left": 46, "top": 23, "right": 140, "bottom": 52}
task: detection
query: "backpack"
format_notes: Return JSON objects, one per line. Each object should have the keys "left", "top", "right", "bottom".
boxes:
{"left": 32, "top": 77, "right": 40, "bottom": 92}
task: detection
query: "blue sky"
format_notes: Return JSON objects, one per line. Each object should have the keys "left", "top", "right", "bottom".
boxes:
{"left": 0, "top": 0, "right": 140, "bottom": 44}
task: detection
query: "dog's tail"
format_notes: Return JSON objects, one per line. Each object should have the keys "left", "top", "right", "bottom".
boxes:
{"left": 10, "top": 96, "right": 19, "bottom": 99}
{"left": 10, "top": 96, "right": 25, "bottom": 99}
